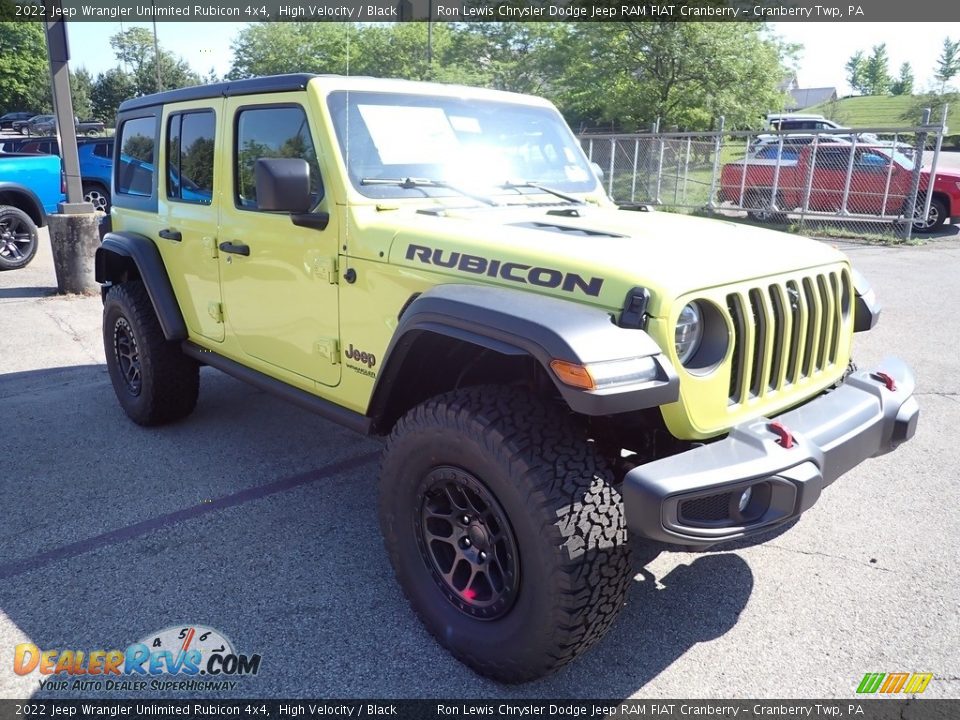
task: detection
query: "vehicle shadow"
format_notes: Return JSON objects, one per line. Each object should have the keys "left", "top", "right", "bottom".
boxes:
{"left": 0, "top": 285, "right": 57, "bottom": 300}
{"left": 0, "top": 364, "right": 754, "bottom": 700}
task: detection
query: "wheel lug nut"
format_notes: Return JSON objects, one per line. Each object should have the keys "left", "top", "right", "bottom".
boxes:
{"left": 461, "top": 515, "right": 470, "bottom": 524}
{"left": 478, "top": 551, "right": 487, "bottom": 562}
{"left": 462, "top": 538, "right": 471, "bottom": 547}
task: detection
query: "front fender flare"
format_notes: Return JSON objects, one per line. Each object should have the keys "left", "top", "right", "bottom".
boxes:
{"left": 370, "top": 285, "right": 679, "bottom": 418}
{"left": 95, "top": 231, "right": 187, "bottom": 341}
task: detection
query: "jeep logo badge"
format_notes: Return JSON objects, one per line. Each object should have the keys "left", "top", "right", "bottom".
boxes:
{"left": 345, "top": 344, "right": 376, "bottom": 368}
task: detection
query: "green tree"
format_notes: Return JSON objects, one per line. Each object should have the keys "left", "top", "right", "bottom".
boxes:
{"left": 446, "top": 24, "right": 571, "bottom": 95}
{"left": 70, "top": 67, "right": 94, "bottom": 120}
{"left": 891, "top": 62, "right": 914, "bottom": 96}
{"left": 109, "top": 26, "right": 199, "bottom": 96}
{"left": 559, "top": 23, "right": 791, "bottom": 131}
{"left": 845, "top": 51, "right": 868, "bottom": 95}
{"left": 228, "top": 23, "right": 356, "bottom": 78}
{"left": 91, "top": 68, "right": 137, "bottom": 124}
{"left": 0, "top": 22, "right": 50, "bottom": 113}
{"left": 935, "top": 38, "right": 960, "bottom": 93}
{"left": 862, "top": 44, "right": 891, "bottom": 95}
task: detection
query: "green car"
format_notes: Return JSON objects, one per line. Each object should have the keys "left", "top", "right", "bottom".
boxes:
{"left": 96, "top": 74, "right": 919, "bottom": 682}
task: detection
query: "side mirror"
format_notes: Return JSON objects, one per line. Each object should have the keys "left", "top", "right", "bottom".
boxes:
{"left": 254, "top": 158, "right": 313, "bottom": 213}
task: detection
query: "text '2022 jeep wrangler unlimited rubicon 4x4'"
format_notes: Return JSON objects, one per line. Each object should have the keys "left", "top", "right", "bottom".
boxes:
{"left": 96, "top": 75, "right": 919, "bottom": 683}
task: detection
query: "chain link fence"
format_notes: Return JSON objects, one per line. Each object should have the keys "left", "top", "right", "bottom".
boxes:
{"left": 579, "top": 112, "right": 949, "bottom": 242}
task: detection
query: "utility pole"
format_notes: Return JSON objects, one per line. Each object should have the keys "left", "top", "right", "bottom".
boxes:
{"left": 152, "top": 3, "right": 161, "bottom": 91}
{"left": 42, "top": 2, "right": 84, "bottom": 208}
{"left": 427, "top": 0, "right": 433, "bottom": 74}
{"left": 42, "top": 0, "right": 100, "bottom": 294}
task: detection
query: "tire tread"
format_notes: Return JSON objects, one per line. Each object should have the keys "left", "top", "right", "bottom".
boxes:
{"left": 104, "top": 281, "right": 198, "bottom": 425}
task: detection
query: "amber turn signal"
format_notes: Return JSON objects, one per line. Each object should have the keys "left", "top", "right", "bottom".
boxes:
{"left": 549, "top": 360, "right": 596, "bottom": 390}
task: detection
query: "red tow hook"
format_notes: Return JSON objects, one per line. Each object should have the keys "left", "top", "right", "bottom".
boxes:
{"left": 872, "top": 371, "right": 897, "bottom": 392}
{"left": 768, "top": 421, "right": 795, "bottom": 449}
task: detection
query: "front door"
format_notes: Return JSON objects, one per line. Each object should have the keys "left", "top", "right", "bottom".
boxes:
{"left": 218, "top": 96, "right": 341, "bottom": 388}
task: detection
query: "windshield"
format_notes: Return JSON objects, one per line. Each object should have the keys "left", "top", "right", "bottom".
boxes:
{"left": 326, "top": 90, "right": 598, "bottom": 200}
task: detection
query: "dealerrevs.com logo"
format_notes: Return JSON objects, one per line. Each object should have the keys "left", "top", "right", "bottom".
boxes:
{"left": 14, "top": 625, "right": 262, "bottom": 692}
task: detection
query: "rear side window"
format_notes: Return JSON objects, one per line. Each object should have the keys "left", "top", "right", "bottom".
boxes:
{"left": 167, "top": 110, "right": 215, "bottom": 204}
{"left": 234, "top": 105, "right": 322, "bottom": 210}
{"left": 116, "top": 116, "right": 157, "bottom": 197}
{"left": 93, "top": 141, "right": 111, "bottom": 158}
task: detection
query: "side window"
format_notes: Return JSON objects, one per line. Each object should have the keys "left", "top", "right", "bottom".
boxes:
{"left": 167, "top": 110, "right": 215, "bottom": 204}
{"left": 93, "top": 142, "right": 111, "bottom": 159}
{"left": 857, "top": 152, "right": 889, "bottom": 168}
{"left": 234, "top": 105, "right": 322, "bottom": 210}
{"left": 116, "top": 116, "right": 157, "bottom": 197}
{"left": 816, "top": 148, "right": 850, "bottom": 169}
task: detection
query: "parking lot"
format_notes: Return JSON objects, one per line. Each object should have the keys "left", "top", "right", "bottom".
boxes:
{"left": 0, "top": 229, "right": 958, "bottom": 699}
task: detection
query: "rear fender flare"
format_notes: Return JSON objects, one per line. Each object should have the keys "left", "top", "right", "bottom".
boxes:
{"left": 95, "top": 231, "right": 187, "bottom": 341}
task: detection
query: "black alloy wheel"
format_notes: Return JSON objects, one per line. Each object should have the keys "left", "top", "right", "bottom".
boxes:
{"left": 112, "top": 316, "right": 142, "bottom": 396}
{"left": 416, "top": 466, "right": 520, "bottom": 621}
{"left": 0, "top": 206, "right": 39, "bottom": 270}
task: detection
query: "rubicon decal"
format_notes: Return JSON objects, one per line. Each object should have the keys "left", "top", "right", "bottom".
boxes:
{"left": 405, "top": 244, "right": 604, "bottom": 297}
{"left": 14, "top": 625, "right": 261, "bottom": 692}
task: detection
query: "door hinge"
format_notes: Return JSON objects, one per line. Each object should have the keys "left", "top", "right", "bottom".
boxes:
{"left": 315, "top": 338, "right": 340, "bottom": 364}
{"left": 202, "top": 236, "right": 218, "bottom": 259}
{"left": 313, "top": 256, "right": 338, "bottom": 284}
{"left": 207, "top": 302, "right": 223, "bottom": 323}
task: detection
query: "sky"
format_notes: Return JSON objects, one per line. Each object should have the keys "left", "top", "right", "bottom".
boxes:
{"left": 65, "top": 21, "right": 960, "bottom": 96}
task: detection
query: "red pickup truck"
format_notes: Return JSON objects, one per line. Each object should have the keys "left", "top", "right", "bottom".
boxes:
{"left": 719, "top": 143, "right": 960, "bottom": 232}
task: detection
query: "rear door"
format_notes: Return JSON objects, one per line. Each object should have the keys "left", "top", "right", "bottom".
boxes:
{"left": 156, "top": 99, "right": 225, "bottom": 342}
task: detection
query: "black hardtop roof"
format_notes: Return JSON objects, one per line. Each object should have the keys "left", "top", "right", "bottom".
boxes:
{"left": 117, "top": 73, "right": 324, "bottom": 113}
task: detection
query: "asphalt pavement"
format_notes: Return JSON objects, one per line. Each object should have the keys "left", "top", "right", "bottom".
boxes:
{"left": 0, "top": 229, "right": 958, "bottom": 700}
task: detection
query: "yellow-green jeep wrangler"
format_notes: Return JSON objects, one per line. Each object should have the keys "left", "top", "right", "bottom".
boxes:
{"left": 96, "top": 74, "right": 919, "bottom": 682}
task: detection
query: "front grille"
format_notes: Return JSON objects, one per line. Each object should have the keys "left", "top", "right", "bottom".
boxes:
{"left": 679, "top": 493, "right": 732, "bottom": 523}
{"left": 727, "top": 269, "right": 849, "bottom": 405}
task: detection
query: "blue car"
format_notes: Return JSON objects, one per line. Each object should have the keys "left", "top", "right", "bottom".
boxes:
{"left": 14, "top": 136, "right": 114, "bottom": 212}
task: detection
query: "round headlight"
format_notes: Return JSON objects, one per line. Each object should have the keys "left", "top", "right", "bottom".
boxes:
{"left": 675, "top": 302, "right": 704, "bottom": 365}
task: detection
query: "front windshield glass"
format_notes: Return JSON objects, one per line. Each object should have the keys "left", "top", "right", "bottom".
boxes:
{"left": 326, "top": 90, "right": 598, "bottom": 200}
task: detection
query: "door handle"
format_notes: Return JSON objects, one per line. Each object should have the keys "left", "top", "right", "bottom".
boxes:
{"left": 219, "top": 241, "right": 250, "bottom": 257}
{"left": 158, "top": 228, "right": 182, "bottom": 242}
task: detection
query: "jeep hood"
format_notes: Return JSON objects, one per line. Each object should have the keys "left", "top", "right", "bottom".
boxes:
{"left": 381, "top": 204, "right": 847, "bottom": 317}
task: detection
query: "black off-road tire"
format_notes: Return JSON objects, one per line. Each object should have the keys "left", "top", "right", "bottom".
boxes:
{"left": 0, "top": 205, "right": 39, "bottom": 271}
{"left": 379, "top": 386, "right": 632, "bottom": 683}
{"left": 103, "top": 282, "right": 199, "bottom": 426}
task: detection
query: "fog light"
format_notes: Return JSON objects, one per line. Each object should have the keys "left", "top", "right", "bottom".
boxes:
{"left": 738, "top": 486, "right": 753, "bottom": 513}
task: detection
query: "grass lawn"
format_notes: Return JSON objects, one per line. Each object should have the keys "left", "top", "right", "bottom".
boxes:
{"left": 808, "top": 95, "right": 959, "bottom": 131}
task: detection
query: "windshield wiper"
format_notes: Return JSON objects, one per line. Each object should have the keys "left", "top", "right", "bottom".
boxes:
{"left": 360, "top": 177, "right": 500, "bottom": 206}
{"left": 501, "top": 180, "right": 585, "bottom": 205}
